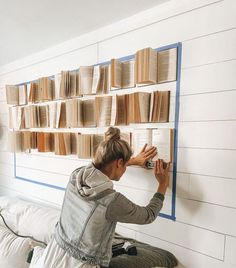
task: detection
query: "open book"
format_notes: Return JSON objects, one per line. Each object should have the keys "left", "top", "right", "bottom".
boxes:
{"left": 37, "top": 132, "right": 54, "bottom": 152}
{"left": 157, "top": 48, "right": 177, "bottom": 83}
{"left": 132, "top": 128, "right": 174, "bottom": 162}
{"left": 6, "top": 85, "right": 27, "bottom": 105}
{"left": 95, "top": 96, "right": 112, "bottom": 127}
{"left": 135, "top": 48, "right": 157, "bottom": 86}
{"left": 149, "top": 90, "right": 170, "bottom": 123}
{"left": 111, "top": 59, "right": 135, "bottom": 89}
{"left": 128, "top": 92, "right": 150, "bottom": 123}
{"left": 54, "top": 132, "right": 71, "bottom": 155}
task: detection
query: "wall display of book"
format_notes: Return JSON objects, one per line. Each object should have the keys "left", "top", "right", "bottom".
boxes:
{"left": 8, "top": 129, "right": 173, "bottom": 162}
{"left": 6, "top": 42, "right": 181, "bottom": 221}
{"left": 6, "top": 45, "right": 177, "bottom": 161}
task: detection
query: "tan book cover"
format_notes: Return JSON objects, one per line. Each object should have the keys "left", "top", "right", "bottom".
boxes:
{"left": 77, "top": 134, "right": 91, "bottom": 159}
{"left": 8, "top": 131, "right": 22, "bottom": 152}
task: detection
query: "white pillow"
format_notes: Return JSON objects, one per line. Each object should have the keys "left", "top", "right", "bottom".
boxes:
{"left": 18, "top": 204, "right": 60, "bottom": 244}
{"left": 0, "top": 225, "right": 31, "bottom": 268}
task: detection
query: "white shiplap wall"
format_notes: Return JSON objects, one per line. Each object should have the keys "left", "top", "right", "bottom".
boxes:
{"left": 0, "top": 0, "right": 235, "bottom": 267}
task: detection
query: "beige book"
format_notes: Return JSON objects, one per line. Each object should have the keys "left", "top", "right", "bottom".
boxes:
{"left": 54, "top": 73, "right": 62, "bottom": 100}
{"left": 54, "top": 132, "right": 71, "bottom": 155}
{"left": 56, "top": 102, "right": 66, "bottom": 128}
{"left": 37, "top": 132, "right": 54, "bottom": 152}
{"left": 71, "top": 132, "right": 79, "bottom": 154}
{"left": 66, "top": 99, "right": 78, "bottom": 128}
{"left": 157, "top": 48, "right": 177, "bottom": 83}
{"left": 9, "top": 106, "right": 23, "bottom": 130}
{"left": 38, "top": 105, "right": 49, "bottom": 128}
{"left": 28, "top": 106, "right": 39, "bottom": 128}
{"left": 6, "top": 85, "right": 27, "bottom": 105}
{"left": 111, "top": 59, "right": 135, "bottom": 89}
{"left": 158, "top": 91, "right": 170, "bottom": 122}
{"left": 83, "top": 99, "right": 96, "bottom": 127}
{"left": 135, "top": 47, "right": 157, "bottom": 85}
{"left": 31, "top": 132, "right": 37, "bottom": 149}
{"left": 92, "top": 65, "right": 101, "bottom": 94}
{"left": 77, "top": 134, "right": 91, "bottom": 159}
{"left": 38, "top": 77, "right": 53, "bottom": 101}
{"left": 49, "top": 102, "right": 57, "bottom": 128}
{"left": 91, "top": 134, "right": 104, "bottom": 157}
{"left": 95, "top": 96, "right": 112, "bottom": 127}
{"left": 18, "top": 85, "right": 28, "bottom": 105}
{"left": 59, "top": 71, "right": 70, "bottom": 99}
{"left": 114, "top": 94, "right": 128, "bottom": 126}
{"left": 122, "top": 60, "right": 135, "bottom": 88}
{"left": 70, "top": 70, "right": 77, "bottom": 97}
{"left": 6, "top": 85, "right": 19, "bottom": 105}
{"left": 79, "top": 66, "right": 93, "bottom": 95}
{"left": 28, "top": 82, "right": 39, "bottom": 103}
{"left": 111, "top": 59, "right": 122, "bottom": 89}
{"left": 22, "top": 131, "right": 32, "bottom": 152}
{"left": 77, "top": 99, "right": 83, "bottom": 127}
{"left": 76, "top": 71, "right": 80, "bottom": 96}
{"left": 132, "top": 128, "right": 173, "bottom": 163}
{"left": 128, "top": 92, "right": 150, "bottom": 123}
{"left": 110, "top": 95, "right": 116, "bottom": 126}
{"left": 152, "top": 128, "right": 174, "bottom": 162}
{"left": 8, "top": 131, "right": 22, "bottom": 152}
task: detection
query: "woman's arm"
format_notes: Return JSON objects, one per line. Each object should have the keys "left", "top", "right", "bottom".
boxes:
{"left": 106, "top": 159, "right": 170, "bottom": 224}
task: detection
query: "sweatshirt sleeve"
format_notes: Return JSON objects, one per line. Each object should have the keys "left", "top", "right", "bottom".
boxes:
{"left": 105, "top": 192, "right": 164, "bottom": 224}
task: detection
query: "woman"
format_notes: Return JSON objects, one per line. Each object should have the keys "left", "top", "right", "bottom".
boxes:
{"left": 35, "top": 127, "right": 170, "bottom": 268}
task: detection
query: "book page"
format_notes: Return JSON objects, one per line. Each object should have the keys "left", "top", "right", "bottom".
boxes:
{"left": 115, "top": 94, "right": 127, "bottom": 125}
{"left": 70, "top": 71, "right": 77, "bottom": 97}
{"left": 8, "top": 131, "right": 22, "bottom": 152}
{"left": 38, "top": 105, "right": 49, "bottom": 128}
{"left": 95, "top": 96, "right": 112, "bottom": 127}
{"left": 122, "top": 60, "right": 135, "bottom": 88}
{"left": 66, "top": 99, "right": 78, "bottom": 128}
{"left": 19, "top": 85, "right": 27, "bottom": 105}
{"left": 157, "top": 48, "right": 177, "bottom": 83}
{"left": 49, "top": 102, "right": 57, "bottom": 128}
{"left": 54, "top": 73, "right": 62, "bottom": 100}
{"left": 22, "top": 131, "right": 31, "bottom": 152}
{"left": 111, "top": 59, "right": 122, "bottom": 89}
{"left": 152, "top": 128, "right": 173, "bottom": 162}
{"left": 110, "top": 95, "right": 116, "bottom": 126}
{"left": 138, "top": 92, "right": 150, "bottom": 123}
{"left": 159, "top": 91, "right": 170, "bottom": 122}
{"left": 83, "top": 99, "right": 96, "bottom": 127}
{"left": 132, "top": 129, "right": 152, "bottom": 156}
{"left": 71, "top": 133, "right": 78, "bottom": 154}
{"left": 79, "top": 66, "right": 93, "bottom": 95}
{"left": 77, "top": 134, "right": 91, "bottom": 159}
{"left": 92, "top": 65, "right": 101, "bottom": 94}
{"left": 54, "top": 132, "right": 71, "bottom": 155}
{"left": 135, "top": 48, "right": 157, "bottom": 85}
{"left": 5, "top": 85, "right": 19, "bottom": 105}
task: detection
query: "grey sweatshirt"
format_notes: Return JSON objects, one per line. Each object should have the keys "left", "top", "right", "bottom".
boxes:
{"left": 54, "top": 163, "right": 164, "bottom": 266}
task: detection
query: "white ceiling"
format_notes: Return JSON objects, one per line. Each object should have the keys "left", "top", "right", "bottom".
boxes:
{"left": 0, "top": 0, "right": 169, "bottom": 67}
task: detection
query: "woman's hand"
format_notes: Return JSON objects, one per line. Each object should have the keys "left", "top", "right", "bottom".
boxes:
{"left": 128, "top": 144, "right": 157, "bottom": 167}
{"left": 155, "top": 159, "right": 170, "bottom": 195}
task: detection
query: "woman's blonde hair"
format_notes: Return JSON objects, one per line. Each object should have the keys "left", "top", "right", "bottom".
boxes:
{"left": 93, "top": 127, "right": 133, "bottom": 169}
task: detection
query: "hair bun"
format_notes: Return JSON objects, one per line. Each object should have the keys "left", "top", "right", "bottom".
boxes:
{"left": 105, "top": 127, "right": 120, "bottom": 142}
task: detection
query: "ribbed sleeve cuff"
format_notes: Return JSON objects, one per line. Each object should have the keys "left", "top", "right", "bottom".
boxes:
{"left": 154, "top": 192, "right": 165, "bottom": 202}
